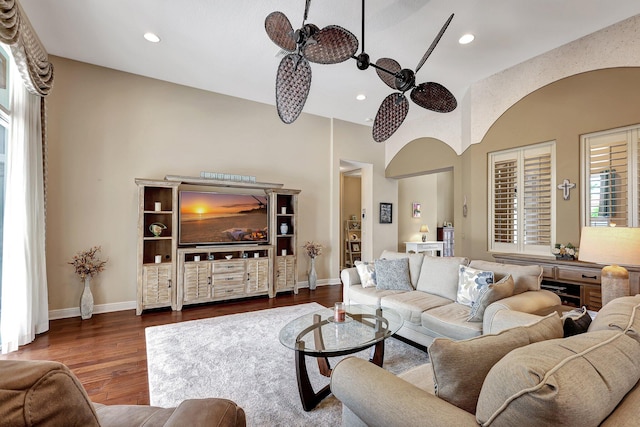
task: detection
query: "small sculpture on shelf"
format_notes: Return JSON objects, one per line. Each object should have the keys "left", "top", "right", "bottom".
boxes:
{"left": 149, "top": 222, "right": 167, "bottom": 237}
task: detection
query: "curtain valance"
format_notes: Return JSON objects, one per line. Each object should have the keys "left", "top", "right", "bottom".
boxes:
{"left": 0, "top": 0, "right": 53, "bottom": 96}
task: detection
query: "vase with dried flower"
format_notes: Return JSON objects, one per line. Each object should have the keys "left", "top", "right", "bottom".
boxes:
{"left": 302, "top": 241, "right": 324, "bottom": 290}
{"left": 68, "top": 246, "right": 108, "bottom": 319}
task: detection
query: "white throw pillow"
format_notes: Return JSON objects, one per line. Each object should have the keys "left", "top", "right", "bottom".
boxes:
{"left": 355, "top": 261, "right": 376, "bottom": 288}
{"left": 457, "top": 265, "right": 494, "bottom": 307}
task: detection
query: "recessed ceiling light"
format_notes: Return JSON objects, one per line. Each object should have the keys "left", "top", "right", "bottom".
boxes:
{"left": 144, "top": 32, "right": 161, "bottom": 43}
{"left": 459, "top": 34, "right": 475, "bottom": 45}
{"left": 356, "top": 94, "right": 366, "bottom": 101}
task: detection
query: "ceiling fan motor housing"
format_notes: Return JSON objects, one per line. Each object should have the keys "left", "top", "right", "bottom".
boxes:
{"left": 356, "top": 52, "right": 370, "bottom": 70}
{"left": 295, "top": 23, "right": 319, "bottom": 45}
{"left": 396, "top": 69, "right": 415, "bottom": 92}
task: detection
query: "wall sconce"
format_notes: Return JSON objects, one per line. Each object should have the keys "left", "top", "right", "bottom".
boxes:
{"left": 420, "top": 225, "right": 430, "bottom": 242}
{"left": 578, "top": 226, "right": 640, "bottom": 306}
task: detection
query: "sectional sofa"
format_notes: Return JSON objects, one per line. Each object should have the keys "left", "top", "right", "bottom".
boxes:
{"left": 332, "top": 295, "right": 640, "bottom": 426}
{"left": 340, "top": 250, "right": 561, "bottom": 347}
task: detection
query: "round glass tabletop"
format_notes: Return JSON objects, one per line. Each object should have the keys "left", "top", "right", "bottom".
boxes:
{"left": 279, "top": 304, "right": 403, "bottom": 356}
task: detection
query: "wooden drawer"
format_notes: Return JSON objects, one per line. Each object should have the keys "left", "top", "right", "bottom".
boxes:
{"left": 541, "top": 265, "right": 555, "bottom": 279}
{"left": 212, "top": 260, "right": 245, "bottom": 274}
{"left": 556, "top": 267, "right": 601, "bottom": 285}
{"left": 211, "top": 272, "right": 245, "bottom": 286}
{"left": 213, "top": 282, "right": 246, "bottom": 297}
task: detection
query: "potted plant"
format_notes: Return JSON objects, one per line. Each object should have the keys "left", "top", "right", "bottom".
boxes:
{"left": 302, "top": 241, "right": 324, "bottom": 290}
{"left": 69, "top": 246, "right": 108, "bottom": 319}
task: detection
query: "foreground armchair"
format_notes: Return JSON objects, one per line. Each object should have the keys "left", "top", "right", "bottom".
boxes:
{"left": 0, "top": 359, "right": 245, "bottom": 427}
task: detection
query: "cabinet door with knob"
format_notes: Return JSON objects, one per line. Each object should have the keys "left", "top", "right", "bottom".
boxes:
{"left": 183, "top": 262, "right": 213, "bottom": 303}
{"left": 141, "top": 264, "right": 173, "bottom": 312}
{"left": 246, "top": 258, "right": 270, "bottom": 294}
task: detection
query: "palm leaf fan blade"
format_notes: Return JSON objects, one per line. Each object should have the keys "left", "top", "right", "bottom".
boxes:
{"left": 276, "top": 54, "right": 312, "bottom": 124}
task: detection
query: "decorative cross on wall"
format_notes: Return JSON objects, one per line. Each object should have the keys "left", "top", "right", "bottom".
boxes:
{"left": 557, "top": 178, "right": 576, "bottom": 200}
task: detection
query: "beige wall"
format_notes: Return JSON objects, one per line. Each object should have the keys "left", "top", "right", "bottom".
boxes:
{"left": 386, "top": 67, "right": 640, "bottom": 261}
{"left": 397, "top": 174, "right": 438, "bottom": 249}
{"left": 331, "top": 120, "right": 398, "bottom": 266}
{"left": 45, "top": 56, "right": 394, "bottom": 312}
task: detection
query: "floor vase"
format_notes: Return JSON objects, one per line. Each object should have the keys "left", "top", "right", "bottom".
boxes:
{"left": 80, "top": 277, "right": 94, "bottom": 319}
{"left": 309, "top": 258, "right": 317, "bottom": 290}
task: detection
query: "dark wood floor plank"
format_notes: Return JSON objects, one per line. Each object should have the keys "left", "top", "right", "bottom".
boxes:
{"left": 0, "top": 286, "right": 343, "bottom": 406}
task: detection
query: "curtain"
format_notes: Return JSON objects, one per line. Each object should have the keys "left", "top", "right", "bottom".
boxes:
{"left": 0, "top": 0, "right": 53, "bottom": 96}
{"left": 0, "top": 0, "right": 52, "bottom": 354}
{"left": 1, "top": 58, "right": 48, "bottom": 353}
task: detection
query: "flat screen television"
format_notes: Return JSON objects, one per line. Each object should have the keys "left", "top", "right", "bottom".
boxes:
{"left": 179, "top": 191, "right": 269, "bottom": 246}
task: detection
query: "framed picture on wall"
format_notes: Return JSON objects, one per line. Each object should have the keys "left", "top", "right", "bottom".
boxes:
{"left": 412, "top": 202, "right": 421, "bottom": 218}
{"left": 380, "top": 202, "right": 392, "bottom": 224}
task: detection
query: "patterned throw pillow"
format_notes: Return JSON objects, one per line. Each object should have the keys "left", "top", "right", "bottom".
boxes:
{"left": 457, "top": 265, "right": 494, "bottom": 307}
{"left": 354, "top": 261, "right": 376, "bottom": 288}
{"left": 374, "top": 258, "right": 412, "bottom": 291}
{"left": 467, "top": 274, "right": 515, "bottom": 322}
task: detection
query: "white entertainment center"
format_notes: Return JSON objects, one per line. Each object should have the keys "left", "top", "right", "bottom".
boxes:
{"left": 135, "top": 176, "right": 300, "bottom": 315}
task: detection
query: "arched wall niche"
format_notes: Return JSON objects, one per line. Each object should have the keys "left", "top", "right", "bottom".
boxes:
{"left": 387, "top": 67, "right": 640, "bottom": 260}
{"left": 386, "top": 137, "right": 460, "bottom": 179}
{"left": 461, "top": 66, "right": 640, "bottom": 261}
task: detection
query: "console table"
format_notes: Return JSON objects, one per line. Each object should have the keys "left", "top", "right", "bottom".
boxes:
{"left": 492, "top": 253, "right": 640, "bottom": 311}
{"left": 405, "top": 241, "right": 444, "bottom": 257}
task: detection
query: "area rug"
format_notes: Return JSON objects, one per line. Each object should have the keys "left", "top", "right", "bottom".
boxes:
{"left": 146, "top": 303, "right": 429, "bottom": 426}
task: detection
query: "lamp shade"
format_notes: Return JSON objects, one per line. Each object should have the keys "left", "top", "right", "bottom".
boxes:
{"left": 419, "top": 225, "right": 429, "bottom": 233}
{"left": 578, "top": 227, "right": 640, "bottom": 267}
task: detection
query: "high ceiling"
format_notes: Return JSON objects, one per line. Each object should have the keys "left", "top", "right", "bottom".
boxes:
{"left": 20, "top": 0, "right": 640, "bottom": 139}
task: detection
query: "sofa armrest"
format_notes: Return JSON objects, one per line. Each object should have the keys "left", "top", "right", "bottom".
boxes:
{"left": 483, "top": 289, "right": 561, "bottom": 334}
{"left": 95, "top": 399, "right": 246, "bottom": 427}
{"left": 340, "top": 267, "right": 360, "bottom": 304}
{"left": 331, "top": 358, "right": 478, "bottom": 427}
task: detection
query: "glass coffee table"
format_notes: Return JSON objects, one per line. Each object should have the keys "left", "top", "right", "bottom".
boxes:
{"left": 279, "top": 304, "right": 403, "bottom": 411}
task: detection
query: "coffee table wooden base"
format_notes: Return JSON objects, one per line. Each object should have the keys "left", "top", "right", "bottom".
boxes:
{"left": 295, "top": 339, "right": 385, "bottom": 411}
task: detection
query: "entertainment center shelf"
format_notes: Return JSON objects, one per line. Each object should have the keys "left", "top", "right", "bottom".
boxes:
{"left": 135, "top": 177, "right": 300, "bottom": 315}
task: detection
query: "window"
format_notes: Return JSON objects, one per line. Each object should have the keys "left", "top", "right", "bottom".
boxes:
{"left": 581, "top": 125, "right": 639, "bottom": 227}
{"left": 489, "top": 141, "right": 556, "bottom": 255}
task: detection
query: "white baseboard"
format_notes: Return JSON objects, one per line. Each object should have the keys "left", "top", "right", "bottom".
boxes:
{"left": 49, "top": 279, "right": 342, "bottom": 320}
{"left": 49, "top": 300, "right": 137, "bottom": 320}
{"left": 297, "top": 278, "right": 342, "bottom": 289}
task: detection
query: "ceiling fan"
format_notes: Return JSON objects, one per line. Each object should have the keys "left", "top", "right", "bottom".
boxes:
{"left": 353, "top": 3, "right": 457, "bottom": 142}
{"left": 265, "top": 0, "right": 359, "bottom": 124}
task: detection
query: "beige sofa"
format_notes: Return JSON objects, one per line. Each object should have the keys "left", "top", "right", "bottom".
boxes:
{"left": 0, "top": 359, "right": 246, "bottom": 426}
{"left": 331, "top": 295, "right": 640, "bottom": 426}
{"left": 340, "top": 250, "right": 561, "bottom": 347}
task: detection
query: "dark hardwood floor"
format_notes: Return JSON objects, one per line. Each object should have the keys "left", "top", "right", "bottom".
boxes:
{"left": 0, "top": 285, "right": 343, "bottom": 405}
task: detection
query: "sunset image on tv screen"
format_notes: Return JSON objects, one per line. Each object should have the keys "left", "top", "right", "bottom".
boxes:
{"left": 179, "top": 192, "right": 268, "bottom": 244}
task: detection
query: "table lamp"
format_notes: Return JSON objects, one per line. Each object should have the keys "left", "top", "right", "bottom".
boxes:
{"left": 420, "top": 225, "right": 429, "bottom": 242}
{"left": 578, "top": 226, "right": 640, "bottom": 306}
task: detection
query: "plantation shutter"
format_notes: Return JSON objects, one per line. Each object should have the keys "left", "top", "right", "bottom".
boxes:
{"left": 523, "top": 152, "right": 552, "bottom": 246}
{"left": 489, "top": 142, "right": 555, "bottom": 255}
{"left": 584, "top": 130, "right": 629, "bottom": 227}
{"left": 493, "top": 157, "right": 517, "bottom": 244}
